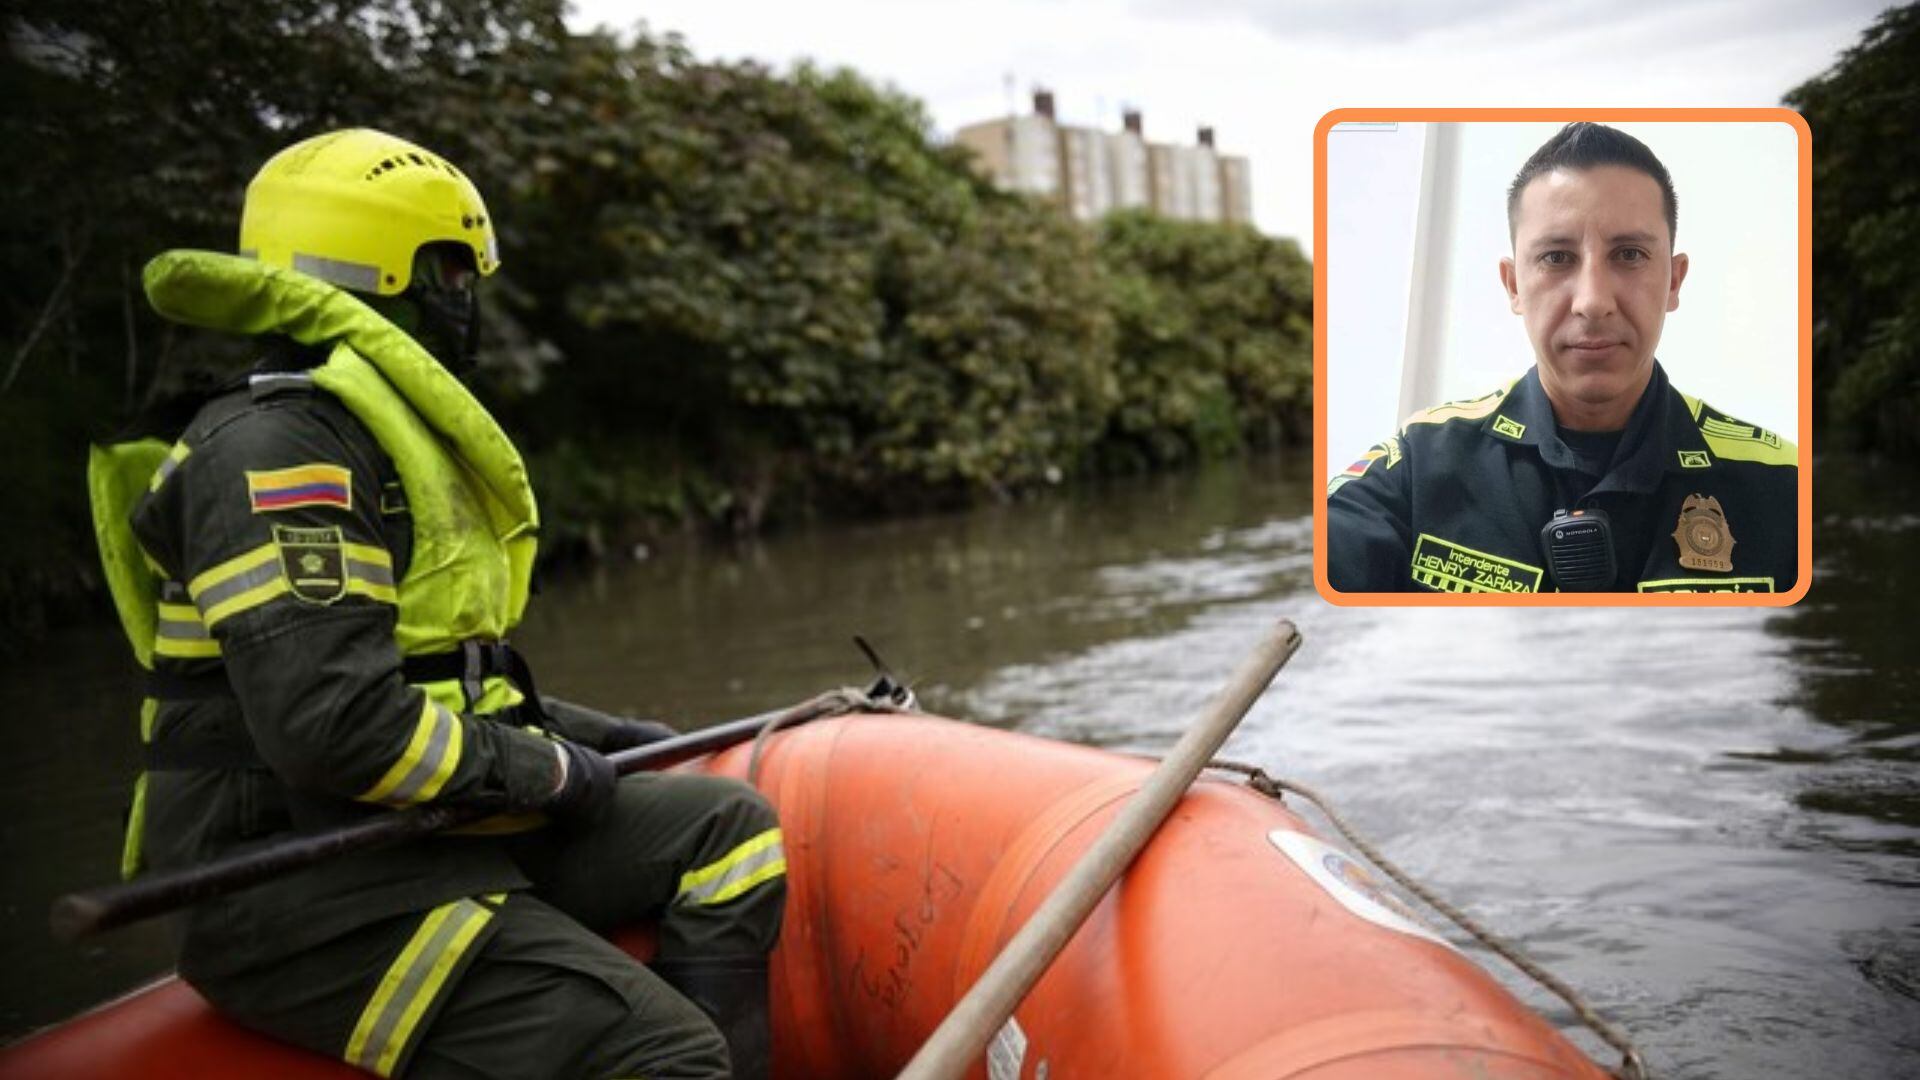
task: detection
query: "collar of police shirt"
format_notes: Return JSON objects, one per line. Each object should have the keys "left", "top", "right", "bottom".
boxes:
{"left": 1479, "top": 361, "right": 1714, "bottom": 497}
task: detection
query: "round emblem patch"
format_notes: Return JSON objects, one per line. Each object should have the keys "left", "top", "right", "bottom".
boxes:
{"left": 1267, "top": 829, "right": 1452, "bottom": 949}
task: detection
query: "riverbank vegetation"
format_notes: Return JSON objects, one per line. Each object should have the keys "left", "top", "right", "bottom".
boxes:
{"left": 0, "top": 0, "right": 1310, "bottom": 641}
{"left": 12, "top": 2, "right": 1907, "bottom": 645}
{"left": 1787, "top": 3, "right": 1920, "bottom": 455}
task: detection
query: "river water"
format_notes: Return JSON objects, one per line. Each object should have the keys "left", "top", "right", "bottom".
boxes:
{"left": 2, "top": 453, "right": 1916, "bottom": 1078}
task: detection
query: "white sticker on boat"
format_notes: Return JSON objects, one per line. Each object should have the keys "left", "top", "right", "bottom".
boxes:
{"left": 987, "top": 1015, "right": 1028, "bottom": 1080}
{"left": 1267, "top": 829, "right": 1455, "bottom": 950}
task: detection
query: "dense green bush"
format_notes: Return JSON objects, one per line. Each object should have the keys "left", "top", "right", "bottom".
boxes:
{"left": 473, "top": 34, "right": 1125, "bottom": 517}
{"left": 1096, "top": 212, "right": 1311, "bottom": 469}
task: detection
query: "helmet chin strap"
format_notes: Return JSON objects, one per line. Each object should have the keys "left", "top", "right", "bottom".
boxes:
{"left": 363, "top": 250, "right": 482, "bottom": 374}
{"left": 408, "top": 280, "right": 481, "bottom": 374}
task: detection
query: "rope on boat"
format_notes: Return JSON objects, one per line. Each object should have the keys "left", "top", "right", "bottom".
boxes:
{"left": 745, "top": 685, "right": 911, "bottom": 786}
{"left": 1203, "top": 758, "right": 1651, "bottom": 1080}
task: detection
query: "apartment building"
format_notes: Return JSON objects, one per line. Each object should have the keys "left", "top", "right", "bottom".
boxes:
{"left": 954, "top": 91, "right": 1252, "bottom": 226}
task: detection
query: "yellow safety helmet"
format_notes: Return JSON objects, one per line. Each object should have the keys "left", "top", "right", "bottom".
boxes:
{"left": 239, "top": 128, "right": 499, "bottom": 296}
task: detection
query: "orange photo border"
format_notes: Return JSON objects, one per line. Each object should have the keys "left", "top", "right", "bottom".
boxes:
{"left": 1312, "top": 107, "right": 1813, "bottom": 607}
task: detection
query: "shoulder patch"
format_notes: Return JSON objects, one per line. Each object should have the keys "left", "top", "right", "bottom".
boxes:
{"left": 248, "top": 464, "right": 352, "bottom": 513}
{"left": 1694, "top": 403, "right": 1795, "bottom": 467}
{"left": 1700, "top": 416, "right": 1756, "bottom": 440}
{"left": 1382, "top": 435, "right": 1403, "bottom": 468}
{"left": 1401, "top": 382, "right": 1514, "bottom": 430}
{"left": 273, "top": 524, "right": 348, "bottom": 604}
{"left": 1328, "top": 438, "right": 1402, "bottom": 495}
{"left": 1341, "top": 447, "right": 1387, "bottom": 479}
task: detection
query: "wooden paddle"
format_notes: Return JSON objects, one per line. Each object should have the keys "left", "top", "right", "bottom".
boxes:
{"left": 49, "top": 688, "right": 873, "bottom": 941}
{"left": 896, "top": 618, "right": 1302, "bottom": 1080}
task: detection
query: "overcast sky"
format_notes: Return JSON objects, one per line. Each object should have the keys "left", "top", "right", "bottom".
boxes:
{"left": 567, "top": 0, "right": 1887, "bottom": 252}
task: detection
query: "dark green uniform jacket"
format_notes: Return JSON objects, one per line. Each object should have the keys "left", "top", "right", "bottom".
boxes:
{"left": 1326, "top": 362, "right": 1799, "bottom": 595}
{"left": 90, "top": 252, "right": 787, "bottom": 1080}
{"left": 91, "top": 252, "right": 568, "bottom": 983}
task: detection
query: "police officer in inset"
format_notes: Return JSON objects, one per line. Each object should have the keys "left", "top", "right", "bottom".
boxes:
{"left": 1327, "top": 122, "right": 1799, "bottom": 596}
{"left": 89, "top": 129, "right": 783, "bottom": 1078}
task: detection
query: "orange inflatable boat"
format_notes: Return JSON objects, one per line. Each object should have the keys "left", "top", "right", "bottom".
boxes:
{"left": 3, "top": 713, "right": 1613, "bottom": 1079}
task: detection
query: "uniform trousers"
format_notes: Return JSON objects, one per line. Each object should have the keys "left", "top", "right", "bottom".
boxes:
{"left": 193, "top": 772, "right": 784, "bottom": 1079}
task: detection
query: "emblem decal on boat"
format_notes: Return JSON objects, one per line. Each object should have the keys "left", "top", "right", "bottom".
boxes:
{"left": 1268, "top": 830, "right": 1453, "bottom": 949}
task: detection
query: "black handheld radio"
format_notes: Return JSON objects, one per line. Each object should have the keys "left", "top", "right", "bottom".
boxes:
{"left": 1539, "top": 508, "right": 1615, "bottom": 591}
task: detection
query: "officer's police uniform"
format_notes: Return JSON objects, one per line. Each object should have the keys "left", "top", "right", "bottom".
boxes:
{"left": 89, "top": 252, "right": 782, "bottom": 1078}
{"left": 1327, "top": 361, "right": 1798, "bottom": 595}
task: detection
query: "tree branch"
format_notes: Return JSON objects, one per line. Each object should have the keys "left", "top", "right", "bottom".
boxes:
{"left": 3, "top": 225, "right": 92, "bottom": 395}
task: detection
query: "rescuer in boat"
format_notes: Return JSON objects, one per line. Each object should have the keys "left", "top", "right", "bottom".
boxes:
{"left": 1326, "top": 122, "right": 1799, "bottom": 595}
{"left": 88, "top": 129, "right": 782, "bottom": 1079}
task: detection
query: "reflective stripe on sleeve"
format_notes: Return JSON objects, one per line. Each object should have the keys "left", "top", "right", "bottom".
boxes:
{"left": 189, "top": 539, "right": 398, "bottom": 629}
{"left": 188, "top": 543, "right": 287, "bottom": 629}
{"left": 153, "top": 601, "right": 222, "bottom": 659}
{"left": 343, "top": 897, "right": 496, "bottom": 1077}
{"left": 359, "top": 697, "right": 464, "bottom": 806}
{"left": 149, "top": 441, "right": 191, "bottom": 493}
{"left": 343, "top": 541, "right": 398, "bottom": 604}
{"left": 676, "top": 827, "right": 786, "bottom": 907}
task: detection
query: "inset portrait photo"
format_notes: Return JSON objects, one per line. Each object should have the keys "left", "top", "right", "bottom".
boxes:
{"left": 1313, "top": 111, "right": 1810, "bottom": 605}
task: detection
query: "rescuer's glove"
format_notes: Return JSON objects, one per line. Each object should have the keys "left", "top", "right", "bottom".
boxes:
{"left": 545, "top": 741, "right": 617, "bottom": 825}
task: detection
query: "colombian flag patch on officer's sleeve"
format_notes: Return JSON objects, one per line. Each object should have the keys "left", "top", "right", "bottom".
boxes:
{"left": 247, "top": 464, "right": 352, "bottom": 513}
{"left": 1343, "top": 448, "right": 1387, "bottom": 478}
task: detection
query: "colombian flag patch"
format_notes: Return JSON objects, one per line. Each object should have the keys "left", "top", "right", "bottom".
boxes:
{"left": 247, "top": 464, "right": 352, "bottom": 513}
{"left": 1342, "top": 449, "right": 1386, "bottom": 478}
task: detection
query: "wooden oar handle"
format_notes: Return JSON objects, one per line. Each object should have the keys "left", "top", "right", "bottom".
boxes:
{"left": 898, "top": 618, "right": 1303, "bottom": 1080}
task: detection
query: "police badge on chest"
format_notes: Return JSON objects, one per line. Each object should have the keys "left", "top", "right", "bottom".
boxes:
{"left": 1672, "top": 494, "right": 1735, "bottom": 572}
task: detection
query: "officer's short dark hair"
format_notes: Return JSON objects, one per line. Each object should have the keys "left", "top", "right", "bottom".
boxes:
{"left": 1506, "top": 122, "right": 1677, "bottom": 244}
